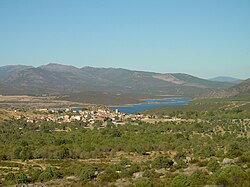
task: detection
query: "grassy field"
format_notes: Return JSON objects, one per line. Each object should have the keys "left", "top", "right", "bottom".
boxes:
{"left": 0, "top": 95, "right": 88, "bottom": 110}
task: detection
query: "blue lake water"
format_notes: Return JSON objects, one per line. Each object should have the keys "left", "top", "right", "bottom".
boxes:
{"left": 110, "top": 98, "right": 190, "bottom": 114}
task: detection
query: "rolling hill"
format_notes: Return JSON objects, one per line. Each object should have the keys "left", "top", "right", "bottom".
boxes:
{"left": 209, "top": 76, "right": 242, "bottom": 84}
{"left": 0, "top": 65, "right": 33, "bottom": 78}
{"left": 0, "top": 63, "right": 236, "bottom": 99}
{"left": 200, "top": 78, "right": 250, "bottom": 100}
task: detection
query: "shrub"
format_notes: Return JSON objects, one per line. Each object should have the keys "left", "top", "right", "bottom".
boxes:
{"left": 214, "top": 165, "right": 249, "bottom": 187}
{"left": 121, "top": 164, "right": 140, "bottom": 178}
{"left": 142, "top": 169, "right": 154, "bottom": 178}
{"left": 227, "top": 142, "right": 242, "bottom": 158}
{"left": 238, "top": 151, "right": 250, "bottom": 163}
{"left": 152, "top": 156, "right": 174, "bottom": 169}
{"left": 38, "top": 167, "right": 62, "bottom": 182}
{"left": 133, "top": 178, "right": 153, "bottom": 187}
{"left": 38, "top": 171, "right": 53, "bottom": 182}
{"left": 80, "top": 165, "right": 97, "bottom": 182}
{"left": 15, "top": 172, "right": 28, "bottom": 184}
{"left": 190, "top": 170, "right": 207, "bottom": 186}
{"left": 120, "top": 157, "right": 131, "bottom": 166}
{"left": 175, "top": 159, "right": 188, "bottom": 169}
{"left": 29, "top": 169, "right": 42, "bottom": 183}
{"left": 100, "top": 167, "right": 120, "bottom": 182}
{"left": 4, "top": 173, "right": 15, "bottom": 183}
{"left": 171, "top": 174, "right": 190, "bottom": 187}
{"left": 207, "top": 160, "right": 220, "bottom": 173}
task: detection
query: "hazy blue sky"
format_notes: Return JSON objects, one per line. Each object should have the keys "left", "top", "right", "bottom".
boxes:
{"left": 0, "top": 0, "right": 249, "bottom": 79}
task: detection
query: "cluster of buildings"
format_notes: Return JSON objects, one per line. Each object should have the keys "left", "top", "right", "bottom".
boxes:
{"left": 24, "top": 107, "right": 150, "bottom": 127}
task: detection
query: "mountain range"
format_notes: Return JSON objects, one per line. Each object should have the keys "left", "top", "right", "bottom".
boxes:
{"left": 209, "top": 76, "right": 242, "bottom": 84}
{"left": 0, "top": 63, "right": 246, "bottom": 101}
{"left": 200, "top": 78, "right": 250, "bottom": 100}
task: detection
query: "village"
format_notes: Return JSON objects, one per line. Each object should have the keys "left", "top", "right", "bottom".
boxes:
{"left": 23, "top": 106, "right": 153, "bottom": 128}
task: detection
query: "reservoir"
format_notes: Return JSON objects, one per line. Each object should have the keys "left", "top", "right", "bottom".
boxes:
{"left": 110, "top": 98, "right": 190, "bottom": 114}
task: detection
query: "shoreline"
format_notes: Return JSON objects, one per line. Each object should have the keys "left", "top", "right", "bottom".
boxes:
{"left": 109, "top": 98, "right": 190, "bottom": 108}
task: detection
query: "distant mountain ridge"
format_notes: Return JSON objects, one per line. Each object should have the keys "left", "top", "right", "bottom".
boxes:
{"left": 209, "top": 76, "right": 242, "bottom": 83}
{"left": 200, "top": 78, "right": 250, "bottom": 99}
{"left": 0, "top": 65, "right": 33, "bottom": 78}
{"left": 0, "top": 63, "right": 239, "bottom": 97}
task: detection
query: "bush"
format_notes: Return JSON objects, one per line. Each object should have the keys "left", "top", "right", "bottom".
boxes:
{"left": 4, "top": 173, "right": 15, "bottom": 180}
{"left": 38, "top": 171, "right": 53, "bottom": 182}
{"left": 214, "top": 165, "right": 249, "bottom": 187}
{"left": 120, "top": 157, "right": 131, "bottom": 166}
{"left": 38, "top": 167, "right": 62, "bottom": 182}
{"left": 29, "top": 169, "right": 42, "bottom": 183}
{"left": 80, "top": 165, "right": 97, "bottom": 182}
{"left": 207, "top": 160, "right": 220, "bottom": 172}
{"left": 227, "top": 142, "right": 242, "bottom": 158}
{"left": 171, "top": 174, "right": 190, "bottom": 187}
{"left": 100, "top": 167, "right": 120, "bottom": 182}
{"left": 15, "top": 172, "right": 28, "bottom": 184}
{"left": 175, "top": 159, "right": 188, "bottom": 169}
{"left": 142, "top": 169, "right": 154, "bottom": 178}
{"left": 133, "top": 178, "right": 153, "bottom": 187}
{"left": 238, "top": 151, "right": 250, "bottom": 163}
{"left": 153, "top": 156, "right": 174, "bottom": 169}
{"left": 190, "top": 170, "right": 207, "bottom": 186}
{"left": 121, "top": 164, "right": 140, "bottom": 178}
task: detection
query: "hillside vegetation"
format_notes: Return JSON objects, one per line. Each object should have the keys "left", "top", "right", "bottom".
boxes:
{"left": 200, "top": 78, "right": 250, "bottom": 99}
{"left": 144, "top": 98, "right": 250, "bottom": 119}
{"left": 0, "top": 63, "right": 235, "bottom": 97}
{"left": 0, "top": 101, "right": 249, "bottom": 186}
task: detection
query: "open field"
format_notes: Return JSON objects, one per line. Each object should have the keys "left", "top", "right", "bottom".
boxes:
{"left": 0, "top": 95, "right": 87, "bottom": 109}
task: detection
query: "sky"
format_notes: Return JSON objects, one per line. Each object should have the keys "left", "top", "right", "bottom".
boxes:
{"left": 0, "top": 0, "right": 249, "bottom": 79}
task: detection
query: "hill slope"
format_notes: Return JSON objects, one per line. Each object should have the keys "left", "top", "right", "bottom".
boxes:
{"left": 200, "top": 78, "right": 250, "bottom": 99}
{"left": 0, "top": 63, "right": 234, "bottom": 97}
{"left": 0, "top": 65, "right": 33, "bottom": 78}
{"left": 209, "top": 76, "right": 242, "bottom": 83}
